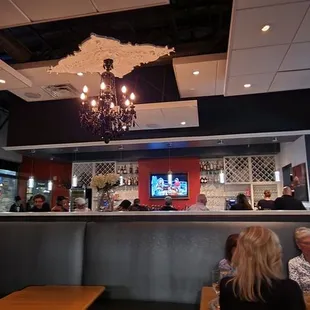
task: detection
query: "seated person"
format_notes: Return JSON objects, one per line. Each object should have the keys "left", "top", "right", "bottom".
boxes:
{"left": 9, "top": 195, "right": 24, "bottom": 212}
{"left": 161, "top": 196, "right": 177, "bottom": 211}
{"left": 130, "top": 198, "right": 149, "bottom": 211}
{"left": 274, "top": 187, "right": 306, "bottom": 210}
{"left": 230, "top": 193, "right": 252, "bottom": 210}
{"left": 220, "top": 226, "right": 305, "bottom": 310}
{"left": 74, "top": 197, "right": 89, "bottom": 212}
{"left": 257, "top": 190, "right": 275, "bottom": 210}
{"left": 219, "top": 234, "right": 239, "bottom": 273}
{"left": 51, "top": 196, "right": 69, "bottom": 212}
{"left": 188, "top": 193, "right": 209, "bottom": 211}
{"left": 289, "top": 227, "right": 310, "bottom": 291}
{"left": 117, "top": 199, "right": 131, "bottom": 211}
{"left": 31, "top": 194, "right": 50, "bottom": 212}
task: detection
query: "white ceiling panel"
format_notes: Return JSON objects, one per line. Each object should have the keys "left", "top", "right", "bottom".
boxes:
{"left": 225, "top": 73, "right": 275, "bottom": 96}
{"left": 215, "top": 60, "right": 226, "bottom": 95}
{"left": 229, "top": 45, "right": 289, "bottom": 76}
{"left": 294, "top": 6, "right": 310, "bottom": 42}
{"left": 280, "top": 42, "right": 310, "bottom": 71}
{"left": 92, "top": 0, "right": 169, "bottom": 13}
{"left": 232, "top": 2, "right": 310, "bottom": 49}
{"left": 269, "top": 69, "right": 310, "bottom": 92}
{"left": 173, "top": 54, "right": 226, "bottom": 98}
{"left": 12, "top": 0, "right": 97, "bottom": 21}
{"left": 235, "top": 0, "right": 305, "bottom": 10}
{"left": 0, "top": 0, "right": 30, "bottom": 27}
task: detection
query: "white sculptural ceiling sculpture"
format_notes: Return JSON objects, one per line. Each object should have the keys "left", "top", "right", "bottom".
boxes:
{"left": 49, "top": 33, "right": 174, "bottom": 77}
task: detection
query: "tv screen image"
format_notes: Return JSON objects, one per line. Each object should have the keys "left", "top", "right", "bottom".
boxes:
{"left": 150, "top": 173, "right": 189, "bottom": 199}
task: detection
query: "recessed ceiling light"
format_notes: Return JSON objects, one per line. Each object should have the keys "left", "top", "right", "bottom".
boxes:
{"left": 0, "top": 79, "right": 6, "bottom": 84}
{"left": 261, "top": 25, "right": 270, "bottom": 32}
{"left": 77, "top": 72, "right": 84, "bottom": 76}
{"left": 244, "top": 83, "right": 251, "bottom": 88}
{"left": 180, "top": 121, "right": 186, "bottom": 125}
{"left": 193, "top": 71, "right": 200, "bottom": 75}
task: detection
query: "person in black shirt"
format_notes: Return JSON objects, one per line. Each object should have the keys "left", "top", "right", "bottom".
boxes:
{"left": 274, "top": 187, "right": 306, "bottom": 210}
{"left": 30, "top": 194, "right": 50, "bottom": 212}
{"left": 220, "top": 226, "right": 305, "bottom": 310}
{"left": 9, "top": 195, "right": 24, "bottom": 212}
{"left": 230, "top": 193, "right": 252, "bottom": 210}
{"left": 161, "top": 196, "right": 177, "bottom": 211}
{"left": 257, "top": 190, "right": 275, "bottom": 210}
{"left": 129, "top": 198, "right": 149, "bottom": 211}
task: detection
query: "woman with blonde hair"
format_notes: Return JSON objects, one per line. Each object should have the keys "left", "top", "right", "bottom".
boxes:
{"left": 289, "top": 227, "right": 310, "bottom": 291}
{"left": 220, "top": 226, "right": 305, "bottom": 309}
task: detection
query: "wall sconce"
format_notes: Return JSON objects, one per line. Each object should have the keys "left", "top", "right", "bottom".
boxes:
{"left": 72, "top": 175, "right": 78, "bottom": 187}
{"left": 28, "top": 176, "right": 35, "bottom": 188}
{"left": 219, "top": 170, "right": 225, "bottom": 184}
{"left": 274, "top": 171, "right": 280, "bottom": 182}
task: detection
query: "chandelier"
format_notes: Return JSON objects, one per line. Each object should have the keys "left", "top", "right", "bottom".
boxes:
{"left": 79, "top": 58, "right": 137, "bottom": 144}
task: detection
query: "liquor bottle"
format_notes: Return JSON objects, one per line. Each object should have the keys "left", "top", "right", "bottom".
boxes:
{"left": 210, "top": 162, "right": 213, "bottom": 170}
{"left": 136, "top": 177, "right": 139, "bottom": 186}
{"left": 135, "top": 165, "right": 139, "bottom": 174}
{"left": 123, "top": 165, "right": 127, "bottom": 174}
{"left": 117, "top": 166, "right": 120, "bottom": 174}
{"left": 207, "top": 161, "right": 210, "bottom": 171}
{"left": 127, "top": 177, "right": 132, "bottom": 186}
{"left": 203, "top": 162, "right": 207, "bottom": 171}
{"left": 129, "top": 164, "right": 133, "bottom": 174}
{"left": 200, "top": 176, "right": 203, "bottom": 184}
{"left": 120, "top": 166, "right": 124, "bottom": 174}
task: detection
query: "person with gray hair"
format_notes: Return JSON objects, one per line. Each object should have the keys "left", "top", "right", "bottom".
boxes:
{"left": 161, "top": 196, "right": 177, "bottom": 211}
{"left": 289, "top": 227, "right": 310, "bottom": 291}
{"left": 74, "top": 197, "right": 89, "bottom": 212}
{"left": 188, "top": 194, "right": 209, "bottom": 211}
{"left": 274, "top": 186, "right": 306, "bottom": 210}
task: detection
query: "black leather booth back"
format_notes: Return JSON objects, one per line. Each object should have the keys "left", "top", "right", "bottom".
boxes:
{"left": 83, "top": 221, "right": 304, "bottom": 304}
{"left": 0, "top": 222, "right": 85, "bottom": 296}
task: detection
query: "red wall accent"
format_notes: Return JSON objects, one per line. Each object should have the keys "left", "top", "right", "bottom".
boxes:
{"left": 19, "top": 157, "right": 72, "bottom": 207}
{"left": 138, "top": 157, "right": 200, "bottom": 209}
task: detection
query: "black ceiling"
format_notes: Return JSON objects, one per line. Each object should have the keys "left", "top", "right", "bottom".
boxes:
{"left": 0, "top": 0, "right": 232, "bottom": 64}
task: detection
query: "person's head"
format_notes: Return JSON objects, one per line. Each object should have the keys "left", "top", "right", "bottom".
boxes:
{"left": 232, "top": 226, "right": 283, "bottom": 302}
{"left": 33, "top": 194, "right": 46, "bottom": 209}
{"left": 225, "top": 234, "right": 239, "bottom": 262}
{"left": 236, "top": 193, "right": 252, "bottom": 210}
{"left": 295, "top": 227, "right": 310, "bottom": 257}
{"left": 263, "top": 190, "right": 271, "bottom": 199}
{"left": 283, "top": 186, "right": 292, "bottom": 196}
{"left": 119, "top": 200, "right": 131, "bottom": 210}
{"left": 15, "top": 196, "right": 22, "bottom": 206}
{"left": 75, "top": 197, "right": 86, "bottom": 209}
{"left": 196, "top": 193, "right": 207, "bottom": 206}
{"left": 56, "top": 196, "right": 68, "bottom": 207}
{"left": 133, "top": 198, "right": 140, "bottom": 206}
{"left": 165, "top": 196, "right": 172, "bottom": 206}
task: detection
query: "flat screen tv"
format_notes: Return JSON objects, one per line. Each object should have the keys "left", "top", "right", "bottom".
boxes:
{"left": 150, "top": 173, "right": 189, "bottom": 199}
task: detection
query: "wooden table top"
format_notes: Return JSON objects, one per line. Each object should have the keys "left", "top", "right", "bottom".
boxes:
{"left": 0, "top": 285, "right": 105, "bottom": 309}
{"left": 200, "top": 287, "right": 310, "bottom": 310}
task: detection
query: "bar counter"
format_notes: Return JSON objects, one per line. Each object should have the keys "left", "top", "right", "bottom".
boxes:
{"left": 0, "top": 210, "right": 310, "bottom": 222}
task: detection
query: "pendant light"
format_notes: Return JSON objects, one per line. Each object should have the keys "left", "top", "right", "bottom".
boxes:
{"left": 167, "top": 143, "right": 172, "bottom": 185}
{"left": 219, "top": 170, "right": 225, "bottom": 184}
{"left": 28, "top": 150, "right": 35, "bottom": 188}
{"left": 47, "top": 157, "right": 53, "bottom": 191}
{"left": 72, "top": 148, "right": 78, "bottom": 188}
{"left": 119, "top": 145, "right": 124, "bottom": 186}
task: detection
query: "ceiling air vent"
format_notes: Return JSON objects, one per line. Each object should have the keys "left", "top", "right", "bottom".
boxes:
{"left": 42, "top": 84, "right": 79, "bottom": 99}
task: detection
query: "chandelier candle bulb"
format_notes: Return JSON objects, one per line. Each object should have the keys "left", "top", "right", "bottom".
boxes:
{"left": 110, "top": 102, "right": 115, "bottom": 109}
{"left": 91, "top": 99, "right": 97, "bottom": 107}
{"left": 125, "top": 99, "right": 130, "bottom": 106}
{"left": 130, "top": 93, "right": 135, "bottom": 101}
{"left": 83, "top": 85, "right": 88, "bottom": 93}
{"left": 80, "top": 93, "right": 86, "bottom": 100}
{"left": 121, "top": 86, "right": 127, "bottom": 93}
{"left": 100, "top": 82, "right": 106, "bottom": 90}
